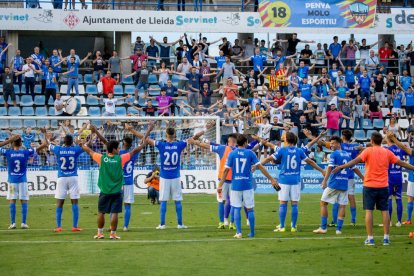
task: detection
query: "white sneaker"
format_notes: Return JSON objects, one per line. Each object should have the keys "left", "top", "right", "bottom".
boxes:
{"left": 224, "top": 219, "right": 229, "bottom": 226}
{"left": 8, "top": 223, "right": 16, "bottom": 229}
{"left": 156, "top": 225, "right": 166, "bottom": 230}
{"left": 177, "top": 224, "right": 188, "bottom": 229}
{"left": 21, "top": 223, "right": 29, "bottom": 229}
{"left": 395, "top": 221, "right": 402, "bottom": 227}
{"left": 336, "top": 230, "right": 342, "bottom": 235}
{"left": 133, "top": 100, "right": 138, "bottom": 105}
{"left": 123, "top": 227, "right": 129, "bottom": 232}
{"left": 233, "top": 233, "right": 242, "bottom": 239}
{"left": 313, "top": 227, "right": 327, "bottom": 234}
{"left": 246, "top": 219, "right": 250, "bottom": 226}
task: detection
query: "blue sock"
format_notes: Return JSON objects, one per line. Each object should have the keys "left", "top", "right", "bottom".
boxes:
{"left": 230, "top": 206, "right": 234, "bottom": 223}
{"left": 350, "top": 207, "right": 357, "bottom": 224}
{"left": 337, "top": 218, "right": 344, "bottom": 231}
{"left": 247, "top": 209, "right": 255, "bottom": 237}
{"left": 56, "top": 207, "right": 63, "bottom": 228}
{"left": 72, "top": 204, "right": 79, "bottom": 228}
{"left": 175, "top": 201, "right": 183, "bottom": 226}
{"left": 244, "top": 206, "right": 248, "bottom": 218}
{"left": 234, "top": 207, "right": 242, "bottom": 234}
{"left": 218, "top": 202, "right": 224, "bottom": 223}
{"left": 224, "top": 200, "right": 231, "bottom": 219}
{"left": 407, "top": 202, "right": 413, "bottom": 221}
{"left": 21, "top": 203, "right": 28, "bottom": 224}
{"left": 396, "top": 198, "right": 403, "bottom": 222}
{"left": 9, "top": 203, "right": 16, "bottom": 224}
{"left": 332, "top": 203, "right": 339, "bottom": 224}
{"left": 291, "top": 204, "right": 298, "bottom": 228}
{"left": 321, "top": 216, "right": 328, "bottom": 230}
{"left": 388, "top": 199, "right": 393, "bottom": 220}
{"left": 279, "top": 204, "right": 287, "bottom": 228}
{"left": 160, "top": 201, "right": 167, "bottom": 225}
{"left": 124, "top": 205, "right": 131, "bottom": 228}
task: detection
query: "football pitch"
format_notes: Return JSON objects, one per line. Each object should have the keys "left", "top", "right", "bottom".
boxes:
{"left": 0, "top": 194, "right": 413, "bottom": 275}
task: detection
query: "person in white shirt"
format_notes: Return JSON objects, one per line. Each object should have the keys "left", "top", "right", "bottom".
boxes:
{"left": 256, "top": 116, "right": 273, "bottom": 160}
{"left": 22, "top": 57, "right": 42, "bottom": 100}
{"left": 365, "top": 50, "right": 379, "bottom": 77}
{"left": 89, "top": 92, "right": 131, "bottom": 117}
{"left": 291, "top": 91, "right": 308, "bottom": 110}
{"left": 54, "top": 93, "right": 70, "bottom": 116}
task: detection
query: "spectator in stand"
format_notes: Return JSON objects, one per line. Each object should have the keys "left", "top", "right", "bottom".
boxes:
{"left": 283, "top": 103, "right": 304, "bottom": 126}
{"left": 145, "top": 166, "right": 160, "bottom": 204}
{"left": 276, "top": 33, "right": 315, "bottom": 56}
{"left": 386, "top": 71, "right": 397, "bottom": 106}
{"left": 404, "top": 86, "right": 414, "bottom": 120}
{"left": 353, "top": 94, "right": 365, "bottom": 130}
{"left": 199, "top": 82, "right": 221, "bottom": 108}
{"left": 240, "top": 47, "right": 267, "bottom": 86}
{"left": 329, "top": 36, "right": 342, "bottom": 64}
{"left": 151, "top": 35, "right": 183, "bottom": 66}
{"left": 56, "top": 52, "right": 91, "bottom": 96}
{"left": 342, "top": 39, "right": 358, "bottom": 67}
{"left": 358, "top": 38, "right": 379, "bottom": 67}
{"left": 241, "top": 37, "right": 255, "bottom": 69}
{"left": 153, "top": 61, "right": 172, "bottom": 87}
{"left": 2, "top": 67, "right": 24, "bottom": 109}
{"left": 124, "top": 61, "right": 152, "bottom": 105}
{"left": 40, "top": 59, "right": 51, "bottom": 96}
{"left": 366, "top": 94, "right": 383, "bottom": 121}
{"left": 131, "top": 99, "right": 158, "bottom": 116}
{"left": 391, "top": 86, "right": 404, "bottom": 117}
{"left": 54, "top": 93, "right": 70, "bottom": 116}
{"left": 107, "top": 51, "right": 122, "bottom": 82}
{"left": 101, "top": 70, "right": 118, "bottom": 98}
{"left": 216, "top": 55, "right": 242, "bottom": 86}
{"left": 22, "top": 57, "right": 42, "bottom": 100}
{"left": 199, "top": 60, "right": 213, "bottom": 88}
{"left": 397, "top": 43, "right": 409, "bottom": 75}
{"left": 10, "top": 49, "right": 24, "bottom": 93}
{"left": 379, "top": 41, "right": 391, "bottom": 69}
{"left": 0, "top": 36, "right": 8, "bottom": 69}
{"left": 191, "top": 53, "right": 202, "bottom": 70}
{"left": 90, "top": 93, "right": 130, "bottom": 117}
{"left": 293, "top": 60, "right": 315, "bottom": 79}
{"left": 133, "top": 36, "right": 146, "bottom": 52}
{"left": 222, "top": 77, "right": 239, "bottom": 108}
{"left": 300, "top": 44, "right": 313, "bottom": 65}
{"left": 314, "top": 43, "right": 326, "bottom": 74}
{"left": 31, "top": 46, "right": 44, "bottom": 72}
{"left": 92, "top": 51, "right": 106, "bottom": 82}
{"left": 122, "top": 48, "right": 158, "bottom": 83}
{"left": 66, "top": 49, "right": 80, "bottom": 63}
{"left": 231, "top": 39, "right": 244, "bottom": 61}
{"left": 268, "top": 49, "right": 297, "bottom": 71}
{"left": 358, "top": 69, "right": 372, "bottom": 100}
{"left": 145, "top": 88, "right": 183, "bottom": 116}
{"left": 323, "top": 103, "right": 350, "bottom": 137}
{"left": 366, "top": 50, "right": 379, "bottom": 77}
{"left": 399, "top": 70, "right": 412, "bottom": 91}
{"left": 408, "top": 44, "right": 414, "bottom": 77}
{"left": 42, "top": 66, "right": 58, "bottom": 105}
{"left": 145, "top": 39, "right": 160, "bottom": 67}
{"left": 49, "top": 49, "right": 63, "bottom": 75}
{"left": 373, "top": 73, "right": 386, "bottom": 108}
{"left": 218, "top": 37, "right": 232, "bottom": 56}
{"left": 176, "top": 57, "right": 191, "bottom": 90}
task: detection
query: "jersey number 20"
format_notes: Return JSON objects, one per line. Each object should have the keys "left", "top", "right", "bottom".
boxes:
{"left": 164, "top": 152, "right": 178, "bottom": 166}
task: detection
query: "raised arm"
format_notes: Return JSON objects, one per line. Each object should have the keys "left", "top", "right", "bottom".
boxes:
{"left": 90, "top": 124, "right": 108, "bottom": 145}
{"left": 304, "top": 158, "right": 326, "bottom": 176}
{"left": 80, "top": 52, "right": 92, "bottom": 65}
{"left": 0, "top": 134, "right": 20, "bottom": 148}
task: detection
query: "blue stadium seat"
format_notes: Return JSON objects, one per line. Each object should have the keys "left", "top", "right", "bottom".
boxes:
{"left": 113, "top": 85, "right": 123, "bottom": 95}
{"left": 51, "top": 120, "right": 58, "bottom": 129}
{"left": 171, "top": 74, "right": 180, "bottom": 82}
{"left": 0, "top": 96, "right": 4, "bottom": 105}
{"left": 0, "top": 120, "right": 9, "bottom": 129}
{"left": 84, "top": 74, "right": 93, "bottom": 84}
{"left": 8, "top": 107, "right": 21, "bottom": 116}
{"left": 148, "top": 74, "right": 158, "bottom": 84}
{"left": 14, "top": 84, "right": 21, "bottom": 94}
{"left": 23, "top": 120, "right": 36, "bottom": 128}
{"left": 91, "top": 120, "right": 102, "bottom": 128}
{"left": 78, "top": 74, "right": 84, "bottom": 84}
{"left": 48, "top": 96, "right": 55, "bottom": 106}
{"left": 152, "top": 100, "right": 159, "bottom": 107}
{"left": 127, "top": 107, "right": 139, "bottom": 115}
{"left": 362, "top": 119, "right": 373, "bottom": 130}
{"left": 138, "top": 98, "right": 147, "bottom": 106}
{"left": 85, "top": 85, "right": 98, "bottom": 95}
{"left": 48, "top": 107, "right": 56, "bottom": 116}
{"left": 366, "top": 130, "right": 376, "bottom": 139}
{"left": 0, "top": 107, "right": 7, "bottom": 116}
{"left": 0, "top": 130, "right": 9, "bottom": 139}
{"left": 373, "top": 118, "right": 384, "bottom": 129}
{"left": 37, "top": 119, "right": 49, "bottom": 128}
{"left": 86, "top": 96, "right": 99, "bottom": 106}
{"left": 149, "top": 90, "right": 160, "bottom": 96}
{"left": 22, "top": 107, "right": 35, "bottom": 116}
{"left": 115, "top": 107, "right": 126, "bottom": 116}
{"left": 88, "top": 107, "right": 101, "bottom": 116}
{"left": 8, "top": 95, "right": 20, "bottom": 105}
{"left": 35, "top": 107, "right": 48, "bottom": 116}
{"left": 354, "top": 129, "right": 366, "bottom": 141}
{"left": 20, "top": 95, "right": 34, "bottom": 106}
{"left": 124, "top": 85, "right": 135, "bottom": 94}
{"left": 9, "top": 119, "right": 22, "bottom": 129}
{"left": 34, "top": 85, "right": 42, "bottom": 94}
{"left": 122, "top": 75, "right": 134, "bottom": 85}
{"left": 34, "top": 95, "right": 45, "bottom": 106}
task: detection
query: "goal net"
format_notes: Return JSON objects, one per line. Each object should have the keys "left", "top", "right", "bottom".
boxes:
{"left": 0, "top": 116, "right": 220, "bottom": 197}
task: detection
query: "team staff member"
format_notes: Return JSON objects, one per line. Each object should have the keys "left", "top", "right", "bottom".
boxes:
{"left": 334, "top": 132, "right": 414, "bottom": 246}
{"left": 145, "top": 166, "right": 160, "bottom": 205}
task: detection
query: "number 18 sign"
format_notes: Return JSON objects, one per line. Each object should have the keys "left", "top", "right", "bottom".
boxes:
{"left": 258, "top": 0, "right": 377, "bottom": 28}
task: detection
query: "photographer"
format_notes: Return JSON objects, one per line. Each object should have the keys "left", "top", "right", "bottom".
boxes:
{"left": 145, "top": 166, "right": 160, "bottom": 204}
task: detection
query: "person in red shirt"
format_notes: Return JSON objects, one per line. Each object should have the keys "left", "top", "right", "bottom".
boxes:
{"left": 101, "top": 70, "right": 118, "bottom": 98}
{"left": 222, "top": 77, "right": 239, "bottom": 108}
{"left": 121, "top": 48, "right": 159, "bottom": 84}
{"left": 378, "top": 41, "right": 391, "bottom": 68}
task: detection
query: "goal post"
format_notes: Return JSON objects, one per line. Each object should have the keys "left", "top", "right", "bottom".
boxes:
{"left": 0, "top": 115, "right": 221, "bottom": 197}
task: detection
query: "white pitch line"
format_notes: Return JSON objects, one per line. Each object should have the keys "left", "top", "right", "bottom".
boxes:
{"left": 0, "top": 235, "right": 409, "bottom": 244}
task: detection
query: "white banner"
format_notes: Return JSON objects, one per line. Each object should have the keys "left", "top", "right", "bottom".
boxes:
{"left": 0, "top": 8, "right": 412, "bottom": 34}
{"left": 0, "top": 169, "right": 217, "bottom": 196}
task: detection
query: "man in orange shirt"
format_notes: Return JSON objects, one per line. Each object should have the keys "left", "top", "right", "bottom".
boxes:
{"left": 222, "top": 77, "right": 239, "bottom": 108}
{"left": 333, "top": 132, "right": 414, "bottom": 246}
{"left": 101, "top": 70, "right": 118, "bottom": 98}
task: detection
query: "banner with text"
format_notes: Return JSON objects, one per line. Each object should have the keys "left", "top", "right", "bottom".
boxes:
{"left": 258, "top": 0, "right": 377, "bottom": 28}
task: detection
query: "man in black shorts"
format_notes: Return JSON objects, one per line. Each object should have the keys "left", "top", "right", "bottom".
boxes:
{"left": 2, "top": 67, "right": 23, "bottom": 109}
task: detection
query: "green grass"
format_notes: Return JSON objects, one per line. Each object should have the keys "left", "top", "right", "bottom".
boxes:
{"left": 0, "top": 194, "right": 413, "bottom": 275}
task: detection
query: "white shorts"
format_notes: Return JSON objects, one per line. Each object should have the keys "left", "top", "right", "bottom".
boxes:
{"left": 7, "top": 182, "right": 29, "bottom": 201}
{"left": 321, "top": 187, "right": 349, "bottom": 205}
{"left": 230, "top": 189, "right": 254, "bottom": 209}
{"left": 278, "top": 183, "right": 301, "bottom": 202}
{"left": 347, "top": 179, "right": 355, "bottom": 196}
{"left": 159, "top": 177, "right": 183, "bottom": 201}
{"left": 55, "top": 176, "right": 80, "bottom": 200}
{"left": 217, "top": 181, "right": 231, "bottom": 203}
{"left": 375, "top": 92, "right": 385, "bottom": 103}
{"left": 408, "top": 181, "right": 414, "bottom": 197}
{"left": 123, "top": 185, "right": 135, "bottom": 204}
